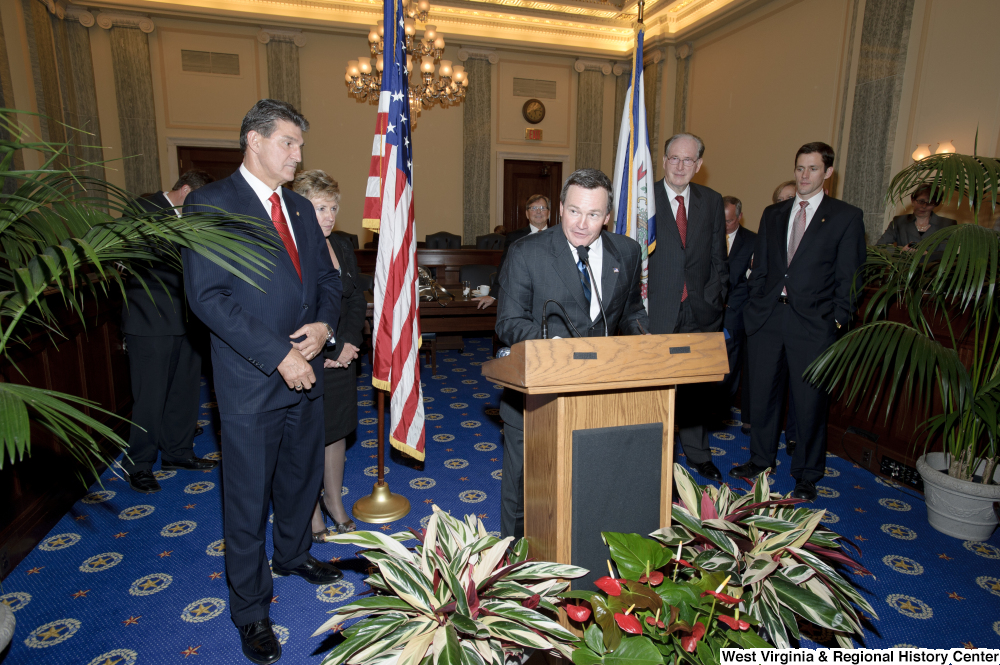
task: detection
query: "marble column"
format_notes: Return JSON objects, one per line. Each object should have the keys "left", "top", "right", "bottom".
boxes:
{"left": 612, "top": 62, "right": 630, "bottom": 162}
{"left": 54, "top": 7, "right": 104, "bottom": 184}
{"left": 21, "top": 0, "right": 66, "bottom": 146}
{"left": 259, "top": 28, "right": 306, "bottom": 111}
{"left": 458, "top": 47, "right": 496, "bottom": 244}
{"left": 99, "top": 11, "right": 160, "bottom": 195}
{"left": 574, "top": 60, "right": 610, "bottom": 171}
{"left": 0, "top": 5, "right": 24, "bottom": 192}
{"left": 842, "top": 0, "right": 916, "bottom": 242}
{"left": 672, "top": 43, "right": 693, "bottom": 137}
{"left": 643, "top": 49, "right": 663, "bottom": 180}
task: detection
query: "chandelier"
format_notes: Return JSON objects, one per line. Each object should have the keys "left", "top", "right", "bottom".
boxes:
{"left": 344, "top": 0, "right": 469, "bottom": 117}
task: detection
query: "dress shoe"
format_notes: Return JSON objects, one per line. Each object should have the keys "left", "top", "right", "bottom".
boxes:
{"left": 127, "top": 469, "right": 161, "bottom": 494}
{"left": 194, "top": 427, "right": 204, "bottom": 437}
{"left": 791, "top": 480, "right": 817, "bottom": 501}
{"left": 728, "top": 461, "right": 770, "bottom": 480}
{"left": 785, "top": 440, "right": 797, "bottom": 455}
{"left": 740, "top": 424, "right": 751, "bottom": 436}
{"left": 320, "top": 501, "right": 356, "bottom": 534}
{"left": 161, "top": 456, "right": 218, "bottom": 471}
{"left": 271, "top": 555, "right": 343, "bottom": 584}
{"left": 237, "top": 618, "right": 281, "bottom": 664}
{"left": 689, "top": 460, "right": 723, "bottom": 482}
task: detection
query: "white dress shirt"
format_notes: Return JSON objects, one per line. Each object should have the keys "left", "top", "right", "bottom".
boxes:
{"left": 786, "top": 190, "right": 824, "bottom": 249}
{"left": 567, "top": 234, "right": 604, "bottom": 323}
{"left": 665, "top": 181, "right": 691, "bottom": 225}
{"left": 727, "top": 228, "right": 737, "bottom": 254}
{"left": 162, "top": 192, "right": 181, "bottom": 218}
{"left": 529, "top": 223, "right": 544, "bottom": 234}
{"left": 240, "top": 164, "right": 297, "bottom": 248}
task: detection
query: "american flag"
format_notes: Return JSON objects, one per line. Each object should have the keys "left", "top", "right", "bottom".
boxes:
{"left": 611, "top": 25, "right": 656, "bottom": 310}
{"left": 362, "top": 0, "right": 425, "bottom": 460}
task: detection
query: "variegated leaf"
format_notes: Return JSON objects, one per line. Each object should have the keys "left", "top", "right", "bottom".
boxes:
{"left": 397, "top": 627, "right": 436, "bottom": 665}
{"left": 648, "top": 526, "right": 692, "bottom": 546}
{"left": 473, "top": 536, "right": 513, "bottom": 586}
{"left": 691, "top": 550, "right": 739, "bottom": 578}
{"left": 755, "top": 591, "right": 789, "bottom": 649}
{"left": 788, "top": 509, "right": 826, "bottom": 550}
{"left": 701, "top": 518, "right": 750, "bottom": 539}
{"left": 327, "top": 530, "right": 417, "bottom": 562}
{"left": 751, "top": 526, "right": 808, "bottom": 557}
{"left": 351, "top": 618, "right": 434, "bottom": 663}
{"left": 422, "top": 511, "right": 440, "bottom": 578}
{"left": 781, "top": 563, "right": 817, "bottom": 586}
{"left": 479, "top": 599, "right": 578, "bottom": 642}
{"left": 771, "top": 574, "right": 854, "bottom": 632}
{"left": 787, "top": 547, "right": 879, "bottom": 618}
{"left": 376, "top": 556, "right": 438, "bottom": 615}
{"left": 671, "top": 505, "right": 739, "bottom": 558}
{"left": 672, "top": 462, "right": 703, "bottom": 519}
{"left": 505, "top": 561, "right": 588, "bottom": 581}
{"left": 461, "top": 641, "right": 487, "bottom": 665}
{"left": 742, "top": 555, "right": 780, "bottom": 586}
{"left": 319, "top": 614, "right": 410, "bottom": 664}
{"left": 479, "top": 616, "right": 554, "bottom": 650}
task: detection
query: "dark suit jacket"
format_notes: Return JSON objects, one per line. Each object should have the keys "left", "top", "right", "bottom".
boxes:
{"left": 743, "top": 195, "right": 866, "bottom": 342}
{"left": 724, "top": 225, "right": 757, "bottom": 331}
{"left": 181, "top": 170, "right": 342, "bottom": 414}
{"left": 497, "top": 225, "right": 535, "bottom": 282}
{"left": 648, "top": 181, "right": 729, "bottom": 334}
{"left": 324, "top": 233, "right": 367, "bottom": 361}
{"left": 876, "top": 213, "right": 955, "bottom": 246}
{"left": 496, "top": 226, "right": 648, "bottom": 345}
{"left": 122, "top": 192, "right": 188, "bottom": 336}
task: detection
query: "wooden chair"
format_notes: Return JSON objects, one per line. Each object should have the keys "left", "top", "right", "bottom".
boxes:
{"left": 425, "top": 231, "right": 461, "bottom": 249}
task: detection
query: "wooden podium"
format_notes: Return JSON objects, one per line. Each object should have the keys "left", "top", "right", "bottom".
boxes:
{"left": 482, "top": 334, "right": 728, "bottom": 573}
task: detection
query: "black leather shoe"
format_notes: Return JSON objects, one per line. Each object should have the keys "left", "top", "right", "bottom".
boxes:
{"left": 271, "top": 555, "right": 343, "bottom": 584}
{"left": 729, "top": 461, "right": 769, "bottom": 480}
{"left": 740, "top": 424, "right": 751, "bottom": 435}
{"left": 791, "top": 480, "right": 817, "bottom": 501}
{"left": 785, "top": 440, "right": 797, "bottom": 455}
{"left": 237, "top": 618, "right": 281, "bottom": 664}
{"left": 161, "top": 456, "right": 218, "bottom": 471}
{"left": 194, "top": 427, "right": 204, "bottom": 437}
{"left": 690, "top": 460, "right": 723, "bottom": 482}
{"left": 127, "top": 470, "right": 161, "bottom": 494}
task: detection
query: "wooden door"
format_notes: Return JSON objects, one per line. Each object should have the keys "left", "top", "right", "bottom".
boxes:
{"left": 502, "top": 160, "right": 562, "bottom": 233}
{"left": 177, "top": 146, "right": 243, "bottom": 183}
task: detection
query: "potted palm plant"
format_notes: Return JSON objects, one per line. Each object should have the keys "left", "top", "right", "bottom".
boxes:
{"left": 805, "top": 146, "right": 1000, "bottom": 540}
{"left": 0, "top": 111, "right": 274, "bottom": 482}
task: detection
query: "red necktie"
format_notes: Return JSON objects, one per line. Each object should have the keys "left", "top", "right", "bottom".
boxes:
{"left": 269, "top": 192, "right": 301, "bottom": 281}
{"left": 676, "top": 195, "right": 688, "bottom": 302}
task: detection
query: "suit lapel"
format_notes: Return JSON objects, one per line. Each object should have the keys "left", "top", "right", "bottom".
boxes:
{"left": 230, "top": 173, "right": 302, "bottom": 285}
{"left": 730, "top": 226, "right": 745, "bottom": 258}
{"left": 789, "top": 195, "right": 831, "bottom": 266}
{"left": 549, "top": 228, "right": 589, "bottom": 312}
{"left": 600, "top": 233, "right": 620, "bottom": 313}
{"left": 774, "top": 199, "right": 794, "bottom": 266}
{"left": 658, "top": 180, "right": 683, "bottom": 246}
{"left": 686, "top": 185, "right": 705, "bottom": 250}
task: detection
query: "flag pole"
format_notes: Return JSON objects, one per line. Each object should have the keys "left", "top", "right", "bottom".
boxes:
{"left": 353, "top": 388, "right": 411, "bottom": 523}
{"left": 637, "top": 0, "right": 644, "bottom": 24}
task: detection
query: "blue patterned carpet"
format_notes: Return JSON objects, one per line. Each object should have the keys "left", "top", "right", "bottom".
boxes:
{"left": 2, "top": 337, "right": 999, "bottom": 664}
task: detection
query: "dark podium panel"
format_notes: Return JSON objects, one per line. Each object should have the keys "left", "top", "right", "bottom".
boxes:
{"left": 572, "top": 423, "right": 663, "bottom": 590}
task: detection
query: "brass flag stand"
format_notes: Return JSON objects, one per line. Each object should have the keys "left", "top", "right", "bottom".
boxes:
{"left": 352, "top": 388, "right": 410, "bottom": 523}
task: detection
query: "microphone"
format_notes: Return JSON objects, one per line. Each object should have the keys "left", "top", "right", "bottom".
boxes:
{"left": 576, "top": 245, "right": 609, "bottom": 337}
{"left": 542, "top": 299, "right": 583, "bottom": 339}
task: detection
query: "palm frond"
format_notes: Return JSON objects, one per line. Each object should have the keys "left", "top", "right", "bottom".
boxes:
{"left": 886, "top": 152, "right": 1000, "bottom": 216}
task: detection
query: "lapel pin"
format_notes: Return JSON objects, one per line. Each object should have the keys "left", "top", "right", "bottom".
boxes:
{"left": 613, "top": 267, "right": 619, "bottom": 273}
{"left": 296, "top": 211, "right": 300, "bottom": 216}
{"left": 821, "top": 217, "right": 826, "bottom": 223}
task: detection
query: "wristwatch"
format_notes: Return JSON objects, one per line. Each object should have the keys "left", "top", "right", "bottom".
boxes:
{"left": 321, "top": 322, "right": 335, "bottom": 343}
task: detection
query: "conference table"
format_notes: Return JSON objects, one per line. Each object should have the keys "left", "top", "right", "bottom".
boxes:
{"left": 364, "top": 289, "right": 496, "bottom": 334}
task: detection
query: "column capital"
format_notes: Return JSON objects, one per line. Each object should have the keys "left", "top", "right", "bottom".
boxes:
{"left": 613, "top": 61, "right": 631, "bottom": 76}
{"left": 574, "top": 59, "right": 613, "bottom": 75}
{"left": 257, "top": 27, "right": 306, "bottom": 47}
{"left": 674, "top": 43, "right": 693, "bottom": 60}
{"left": 457, "top": 47, "right": 498, "bottom": 64}
{"left": 63, "top": 5, "right": 95, "bottom": 27}
{"left": 644, "top": 48, "right": 664, "bottom": 65}
{"left": 96, "top": 11, "right": 154, "bottom": 33}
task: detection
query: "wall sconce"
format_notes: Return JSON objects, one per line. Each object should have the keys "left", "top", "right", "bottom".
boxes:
{"left": 912, "top": 144, "right": 932, "bottom": 161}
{"left": 935, "top": 140, "right": 956, "bottom": 154}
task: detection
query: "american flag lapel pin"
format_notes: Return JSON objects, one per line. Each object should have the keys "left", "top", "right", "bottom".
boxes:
{"left": 613, "top": 267, "right": 619, "bottom": 273}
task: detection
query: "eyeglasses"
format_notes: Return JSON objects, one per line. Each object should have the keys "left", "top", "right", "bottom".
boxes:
{"left": 527, "top": 206, "right": 549, "bottom": 212}
{"left": 666, "top": 156, "right": 697, "bottom": 167}
{"left": 912, "top": 199, "right": 933, "bottom": 205}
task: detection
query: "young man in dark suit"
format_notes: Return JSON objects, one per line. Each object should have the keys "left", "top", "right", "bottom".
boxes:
{"left": 182, "top": 99, "right": 343, "bottom": 665}
{"left": 495, "top": 169, "right": 648, "bottom": 539}
{"left": 730, "top": 142, "right": 866, "bottom": 501}
{"left": 647, "top": 133, "right": 729, "bottom": 482}
{"left": 720, "top": 196, "right": 756, "bottom": 419}
{"left": 121, "top": 170, "right": 218, "bottom": 495}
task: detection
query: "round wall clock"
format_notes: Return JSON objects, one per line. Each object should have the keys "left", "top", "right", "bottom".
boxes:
{"left": 522, "top": 98, "right": 545, "bottom": 124}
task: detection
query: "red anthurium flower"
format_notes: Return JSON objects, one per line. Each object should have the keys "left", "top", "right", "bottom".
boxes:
{"left": 614, "top": 613, "right": 643, "bottom": 634}
{"left": 700, "top": 590, "right": 740, "bottom": 604}
{"left": 717, "top": 615, "right": 750, "bottom": 631}
{"left": 643, "top": 617, "right": 665, "bottom": 628}
{"left": 647, "top": 571, "right": 664, "bottom": 585}
{"left": 566, "top": 604, "right": 591, "bottom": 622}
{"left": 680, "top": 622, "right": 706, "bottom": 652}
{"left": 522, "top": 594, "right": 540, "bottom": 610}
{"left": 595, "top": 576, "right": 622, "bottom": 596}
{"left": 670, "top": 559, "right": 694, "bottom": 569}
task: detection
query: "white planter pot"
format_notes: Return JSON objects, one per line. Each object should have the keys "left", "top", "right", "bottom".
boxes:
{"left": 917, "top": 453, "right": 1000, "bottom": 541}
{"left": 0, "top": 601, "right": 14, "bottom": 654}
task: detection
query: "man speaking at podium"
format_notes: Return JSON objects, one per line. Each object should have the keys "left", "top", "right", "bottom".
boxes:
{"left": 495, "top": 168, "right": 649, "bottom": 539}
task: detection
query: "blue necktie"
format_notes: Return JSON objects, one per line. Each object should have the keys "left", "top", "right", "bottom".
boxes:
{"left": 576, "top": 246, "right": 591, "bottom": 306}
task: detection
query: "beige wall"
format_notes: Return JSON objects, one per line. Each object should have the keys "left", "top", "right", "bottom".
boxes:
{"left": 682, "top": 0, "right": 854, "bottom": 231}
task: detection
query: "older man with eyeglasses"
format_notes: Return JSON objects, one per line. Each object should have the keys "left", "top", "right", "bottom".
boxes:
{"left": 647, "top": 133, "right": 729, "bottom": 483}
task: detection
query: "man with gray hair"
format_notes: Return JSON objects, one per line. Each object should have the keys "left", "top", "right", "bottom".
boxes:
{"left": 183, "top": 99, "right": 343, "bottom": 664}
{"left": 647, "top": 133, "right": 728, "bottom": 482}
{"left": 495, "top": 168, "right": 649, "bottom": 539}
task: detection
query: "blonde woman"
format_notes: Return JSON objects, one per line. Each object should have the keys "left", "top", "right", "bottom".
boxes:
{"left": 292, "top": 170, "right": 366, "bottom": 538}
